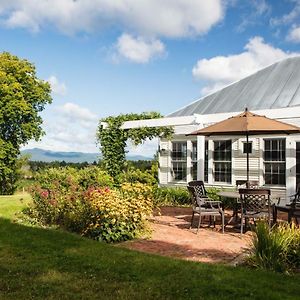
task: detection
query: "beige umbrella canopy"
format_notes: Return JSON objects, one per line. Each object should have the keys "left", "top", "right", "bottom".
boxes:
{"left": 188, "top": 108, "right": 300, "bottom": 182}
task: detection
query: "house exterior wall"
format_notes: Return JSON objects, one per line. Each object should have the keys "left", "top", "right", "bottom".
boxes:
{"left": 158, "top": 107, "right": 300, "bottom": 202}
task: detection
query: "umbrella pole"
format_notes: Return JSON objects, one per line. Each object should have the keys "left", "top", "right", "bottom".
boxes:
{"left": 246, "top": 133, "right": 249, "bottom": 186}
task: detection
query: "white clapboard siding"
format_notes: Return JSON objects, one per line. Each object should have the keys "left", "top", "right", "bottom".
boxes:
{"left": 233, "top": 138, "right": 261, "bottom": 181}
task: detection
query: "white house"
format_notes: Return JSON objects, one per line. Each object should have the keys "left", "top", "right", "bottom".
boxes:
{"left": 122, "top": 57, "right": 300, "bottom": 201}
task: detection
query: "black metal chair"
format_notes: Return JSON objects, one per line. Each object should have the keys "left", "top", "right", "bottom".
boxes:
{"left": 239, "top": 188, "right": 271, "bottom": 234}
{"left": 187, "top": 183, "right": 224, "bottom": 233}
{"left": 274, "top": 183, "right": 300, "bottom": 225}
{"left": 289, "top": 183, "right": 300, "bottom": 205}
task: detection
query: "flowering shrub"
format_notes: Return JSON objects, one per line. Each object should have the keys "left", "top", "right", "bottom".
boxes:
{"left": 84, "top": 183, "right": 153, "bottom": 242}
{"left": 34, "top": 166, "right": 114, "bottom": 192}
{"left": 27, "top": 178, "right": 154, "bottom": 243}
{"left": 117, "top": 167, "right": 157, "bottom": 186}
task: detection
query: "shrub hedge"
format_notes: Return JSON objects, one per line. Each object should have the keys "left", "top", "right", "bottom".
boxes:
{"left": 26, "top": 167, "right": 154, "bottom": 243}
{"left": 153, "top": 186, "right": 190, "bottom": 206}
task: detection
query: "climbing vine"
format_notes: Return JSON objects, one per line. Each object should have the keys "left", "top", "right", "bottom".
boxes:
{"left": 97, "top": 112, "right": 173, "bottom": 179}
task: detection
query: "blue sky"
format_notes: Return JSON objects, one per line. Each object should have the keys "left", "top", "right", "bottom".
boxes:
{"left": 1, "top": 0, "right": 300, "bottom": 156}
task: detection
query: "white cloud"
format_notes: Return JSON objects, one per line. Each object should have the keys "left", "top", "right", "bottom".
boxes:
{"left": 236, "top": 0, "right": 271, "bottom": 32}
{"left": 47, "top": 76, "right": 67, "bottom": 96}
{"left": 192, "top": 36, "right": 299, "bottom": 95}
{"left": 0, "top": 0, "right": 224, "bottom": 38}
{"left": 114, "top": 34, "right": 165, "bottom": 63}
{"left": 23, "top": 102, "right": 99, "bottom": 153}
{"left": 270, "top": 0, "right": 300, "bottom": 26}
{"left": 59, "top": 102, "right": 98, "bottom": 122}
{"left": 287, "top": 26, "right": 300, "bottom": 43}
{"left": 23, "top": 102, "right": 157, "bottom": 157}
{"left": 6, "top": 9, "right": 39, "bottom": 32}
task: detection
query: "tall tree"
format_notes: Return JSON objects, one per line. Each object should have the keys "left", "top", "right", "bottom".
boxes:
{"left": 97, "top": 112, "right": 173, "bottom": 179}
{"left": 0, "top": 52, "right": 52, "bottom": 194}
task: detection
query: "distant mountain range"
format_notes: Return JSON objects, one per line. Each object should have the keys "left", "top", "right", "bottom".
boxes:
{"left": 21, "top": 148, "right": 153, "bottom": 163}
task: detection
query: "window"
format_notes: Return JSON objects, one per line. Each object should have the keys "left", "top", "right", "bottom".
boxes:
{"left": 171, "top": 142, "right": 187, "bottom": 181}
{"left": 213, "top": 140, "right": 232, "bottom": 183}
{"left": 191, "top": 141, "right": 197, "bottom": 180}
{"left": 204, "top": 140, "right": 208, "bottom": 182}
{"left": 243, "top": 141, "right": 252, "bottom": 154}
{"left": 264, "top": 139, "right": 286, "bottom": 185}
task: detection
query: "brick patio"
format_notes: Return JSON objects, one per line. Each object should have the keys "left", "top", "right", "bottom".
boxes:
{"left": 119, "top": 207, "right": 252, "bottom": 264}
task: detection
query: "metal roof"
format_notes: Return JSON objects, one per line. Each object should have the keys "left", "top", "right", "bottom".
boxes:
{"left": 168, "top": 56, "right": 300, "bottom": 117}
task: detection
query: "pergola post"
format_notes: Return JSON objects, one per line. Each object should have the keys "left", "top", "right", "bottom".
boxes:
{"left": 286, "top": 136, "right": 296, "bottom": 202}
{"left": 197, "top": 135, "right": 205, "bottom": 181}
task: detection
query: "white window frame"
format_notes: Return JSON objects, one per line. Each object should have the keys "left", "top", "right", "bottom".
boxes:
{"left": 213, "top": 139, "right": 232, "bottom": 184}
{"left": 171, "top": 141, "right": 187, "bottom": 182}
{"left": 263, "top": 138, "right": 286, "bottom": 186}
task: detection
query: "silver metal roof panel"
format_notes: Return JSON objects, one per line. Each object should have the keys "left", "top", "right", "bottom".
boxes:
{"left": 168, "top": 57, "right": 300, "bottom": 117}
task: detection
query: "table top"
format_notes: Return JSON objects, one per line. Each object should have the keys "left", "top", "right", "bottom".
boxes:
{"left": 217, "top": 191, "right": 239, "bottom": 199}
{"left": 218, "top": 190, "right": 281, "bottom": 200}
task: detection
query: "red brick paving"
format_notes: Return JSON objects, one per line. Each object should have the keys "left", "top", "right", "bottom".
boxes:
{"left": 119, "top": 207, "right": 251, "bottom": 264}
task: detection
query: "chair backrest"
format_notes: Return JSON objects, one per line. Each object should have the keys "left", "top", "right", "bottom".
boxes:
{"left": 187, "top": 186, "right": 206, "bottom": 207}
{"left": 239, "top": 188, "right": 270, "bottom": 212}
{"left": 188, "top": 180, "right": 207, "bottom": 197}
{"left": 294, "top": 183, "right": 300, "bottom": 202}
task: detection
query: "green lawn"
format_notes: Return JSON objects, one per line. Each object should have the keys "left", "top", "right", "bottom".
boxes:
{"left": 0, "top": 195, "right": 299, "bottom": 300}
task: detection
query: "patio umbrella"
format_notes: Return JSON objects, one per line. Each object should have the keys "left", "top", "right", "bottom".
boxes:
{"left": 187, "top": 108, "right": 300, "bottom": 183}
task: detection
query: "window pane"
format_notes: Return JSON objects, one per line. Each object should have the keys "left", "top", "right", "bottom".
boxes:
{"left": 191, "top": 162, "right": 197, "bottom": 180}
{"left": 172, "top": 162, "right": 187, "bottom": 181}
{"left": 264, "top": 139, "right": 286, "bottom": 185}
{"left": 191, "top": 141, "right": 197, "bottom": 161}
{"left": 213, "top": 140, "right": 231, "bottom": 183}
{"left": 172, "top": 142, "right": 187, "bottom": 181}
{"left": 172, "top": 142, "right": 187, "bottom": 161}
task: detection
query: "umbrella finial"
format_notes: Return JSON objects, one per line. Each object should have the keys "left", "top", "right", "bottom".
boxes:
{"left": 245, "top": 107, "right": 248, "bottom": 112}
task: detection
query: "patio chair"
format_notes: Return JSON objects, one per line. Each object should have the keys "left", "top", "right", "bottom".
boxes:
{"left": 288, "top": 183, "right": 300, "bottom": 205}
{"left": 239, "top": 188, "right": 271, "bottom": 234}
{"left": 274, "top": 183, "right": 300, "bottom": 225}
{"left": 187, "top": 185, "right": 224, "bottom": 233}
{"left": 188, "top": 180, "right": 209, "bottom": 197}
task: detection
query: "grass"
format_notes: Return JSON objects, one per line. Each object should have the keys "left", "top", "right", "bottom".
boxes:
{"left": 0, "top": 195, "right": 299, "bottom": 299}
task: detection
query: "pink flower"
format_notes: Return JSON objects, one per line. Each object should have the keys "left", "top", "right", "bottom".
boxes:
{"left": 104, "top": 187, "right": 110, "bottom": 193}
{"left": 40, "top": 190, "right": 49, "bottom": 198}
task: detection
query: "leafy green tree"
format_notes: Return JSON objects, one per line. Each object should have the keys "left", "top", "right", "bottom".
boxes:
{"left": 97, "top": 112, "right": 173, "bottom": 179}
{"left": 0, "top": 52, "right": 52, "bottom": 194}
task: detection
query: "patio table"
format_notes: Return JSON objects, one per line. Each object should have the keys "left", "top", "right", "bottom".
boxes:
{"left": 217, "top": 191, "right": 240, "bottom": 227}
{"left": 218, "top": 190, "right": 281, "bottom": 227}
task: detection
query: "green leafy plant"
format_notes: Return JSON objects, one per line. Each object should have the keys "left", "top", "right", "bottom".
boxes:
{"left": 0, "top": 52, "right": 52, "bottom": 194}
{"left": 84, "top": 183, "right": 154, "bottom": 242}
{"left": 26, "top": 167, "right": 154, "bottom": 243}
{"left": 153, "top": 186, "right": 190, "bottom": 206}
{"left": 34, "top": 166, "right": 114, "bottom": 192}
{"left": 97, "top": 112, "right": 173, "bottom": 179}
{"left": 117, "top": 166, "right": 157, "bottom": 186}
{"left": 248, "top": 221, "right": 300, "bottom": 273}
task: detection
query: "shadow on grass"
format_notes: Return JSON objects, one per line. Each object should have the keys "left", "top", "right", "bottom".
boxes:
{"left": 0, "top": 217, "right": 299, "bottom": 300}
